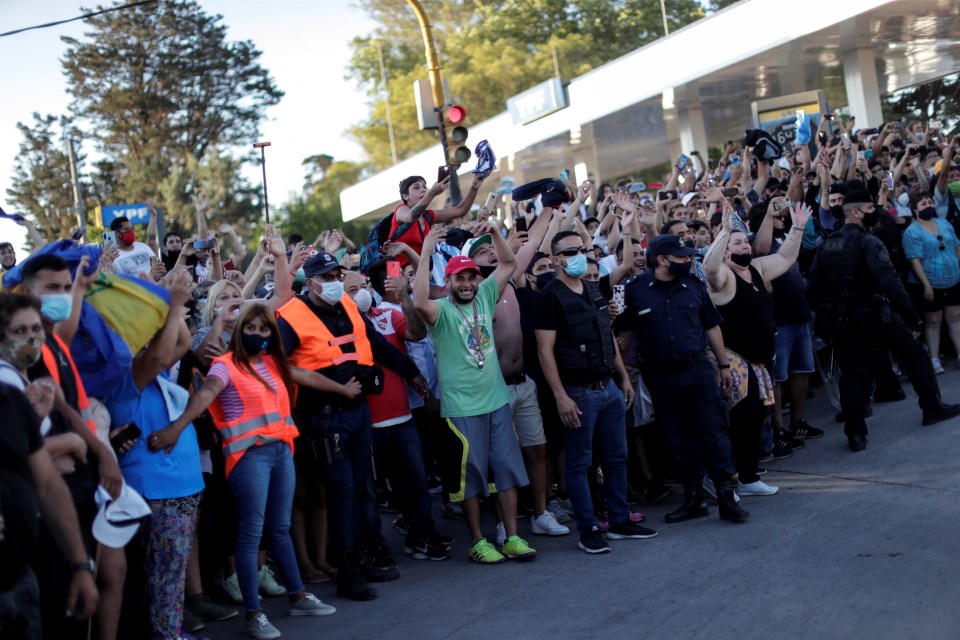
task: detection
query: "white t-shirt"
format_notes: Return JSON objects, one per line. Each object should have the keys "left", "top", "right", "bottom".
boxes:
{"left": 113, "top": 241, "right": 155, "bottom": 278}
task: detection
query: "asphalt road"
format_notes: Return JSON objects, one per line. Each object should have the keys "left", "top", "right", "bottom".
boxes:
{"left": 199, "top": 368, "right": 960, "bottom": 640}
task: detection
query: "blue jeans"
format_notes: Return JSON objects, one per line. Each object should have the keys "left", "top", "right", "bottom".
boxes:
{"left": 227, "top": 441, "right": 302, "bottom": 612}
{"left": 371, "top": 418, "right": 435, "bottom": 538}
{"left": 310, "top": 404, "right": 383, "bottom": 555}
{"left": 561, "top": 378, "right": 630, "bottom": 532}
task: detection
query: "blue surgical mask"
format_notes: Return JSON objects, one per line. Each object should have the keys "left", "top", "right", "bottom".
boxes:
{"left": 561, "top": 252, "right": 587, "bottom": 277}
{"left": 39, "top": 293, "right": 73, "bottom": 323}
{"left": 320, "top": 281, "right": 344, "bottom": 304}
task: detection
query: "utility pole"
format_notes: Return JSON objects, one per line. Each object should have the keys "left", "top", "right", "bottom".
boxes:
{"left": 253, "top": 141, "right": 272, "bottom": 223}
{"left": 404, "top": 0, "right": 462, "bottom": 205}
{"left": 66, "top": 139, "right": 85, "bottom": 240}
{"left": 377, "top": 41, "right": 399, "bottom": 165}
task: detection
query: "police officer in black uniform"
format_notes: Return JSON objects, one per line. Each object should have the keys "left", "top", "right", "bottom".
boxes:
{"left": 809, "top": 189, "right": 960, "bottom": 452}
{"left": 621, "top": 235, "right": 748, "bottom": 524}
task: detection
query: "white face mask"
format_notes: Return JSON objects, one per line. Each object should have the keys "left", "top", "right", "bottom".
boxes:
{"left": 318, "top": 280, "right": 344, "bottom": 304}
{"left": 353, "top": 288, "right": 373, "bottom": 313}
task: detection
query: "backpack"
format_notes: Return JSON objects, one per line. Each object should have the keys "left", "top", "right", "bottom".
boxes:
{"left": 359, "top": 213, "right": 412, "bottom": 274}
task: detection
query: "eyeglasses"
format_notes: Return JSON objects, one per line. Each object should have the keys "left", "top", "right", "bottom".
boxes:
{"left": 313, "top": 272, "right": 346, "bottom": 283}
{"left": 556, "top": 246, "right": 587, "bottom": 257}
{"left": 938, "top": 235, "right": 946, "bottom": 251}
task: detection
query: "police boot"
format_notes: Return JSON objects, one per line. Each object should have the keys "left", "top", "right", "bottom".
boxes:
{"left": 664, "top": 480, "right": 709, "bottom": 523}
{"left": 361, "top": 543, "right": 401, "bottom": 583}
{"left": 336, "top": 550, "right": 378, "bottom": 601}
{"left": 714, "top": 479, "right": 749, "bottom": 523}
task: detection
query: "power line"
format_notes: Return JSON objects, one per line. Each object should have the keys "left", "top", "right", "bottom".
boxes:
{"left": 0, "top": 0, "right": 159, "bottom": 39}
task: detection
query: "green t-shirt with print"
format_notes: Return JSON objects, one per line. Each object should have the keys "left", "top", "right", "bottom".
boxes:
{"left": 426, "top": 276, "right": 510, "bottom": 418}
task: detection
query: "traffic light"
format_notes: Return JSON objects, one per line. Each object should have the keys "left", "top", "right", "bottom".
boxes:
{"left": 443, "top": 105, "right": 470, "bottom": 165}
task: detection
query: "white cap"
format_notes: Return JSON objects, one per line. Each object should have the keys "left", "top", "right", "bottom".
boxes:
{"left": 681, "top": 192, "right": 699, "bottom": 207}
{"left": 92, "top": 482, "right": 151, "bottom": 548}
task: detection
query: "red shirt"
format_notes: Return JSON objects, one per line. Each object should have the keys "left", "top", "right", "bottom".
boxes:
{"left": 388, "top": 206, "right": 435, "bottom": 267}
{"left": 365, "top": 306, "right": 412, "bottom": 426}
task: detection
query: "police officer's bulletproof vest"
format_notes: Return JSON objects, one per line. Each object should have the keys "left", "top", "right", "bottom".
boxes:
{"left": 818, "top": 227, "right": 873, "bottom": 301}
{"left": 544, "top": 280, "right": 616, "bottom": 375}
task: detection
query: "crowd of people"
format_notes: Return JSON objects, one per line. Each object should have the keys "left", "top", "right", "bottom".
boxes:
{"left": 1, "top": 113, "right": 959, "bottom": 640}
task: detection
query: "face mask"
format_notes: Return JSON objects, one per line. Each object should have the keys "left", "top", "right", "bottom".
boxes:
{"left": 353, "top": 288, "right": 373, "bottom": 313}
{"left": 861, "top": 210, "right": 880, "bottom": 227}
{"left": 319, "top": 281, "right": 344, "bottom": 304}
{"left": 39, "top": 293, "right": 73, "bottom": 323}
{"left": 682, "top": 238, "right": 696, "bottom": 249}
{"left": 918, "top": 207, "right": 937, "bottom": 221}
{"left": 897, "top": 193, "right": 910, "bottom": 207}
{"left": 666, "top": 260, "right": 691, "bottom": 277}
{"left": 534, "top": 271, "right": 556, "bottom": 290}
{"left": 947, "top": 181, "right": 960, "bottom": 196}
{"left": 0, "top": 336, "right": 43, "bottom": 370}
{"left": 561, "top": 252, "right": 587, "bottom": 277}
{"left": 120, "top": 230, "right": 137, "bottom": 245}
{"left": 477, "top": 265, "right": 496, "bottom": 279}
{"left": 830, "top": 204, "right": 844, "bottom": 220}
{"left": 166, "top": 249, "right": 180, "bottom": 263}
{"left": 240, "top": 332, "right": 269, "bottom": 355}
{"left": 730, "top": 252, "right": 752, "bottom": 268}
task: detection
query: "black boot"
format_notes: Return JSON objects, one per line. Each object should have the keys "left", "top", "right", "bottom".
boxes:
{"left": 714, "top": 479, "right": 749, "bottom": 523}
{"left": 336, "top": 551, "right": 378, "bottom": 601}
{"left": 664, "top": 481, "right": 709, "bottom": 523}
{"left": 361, "top": 544, "right": 401, "bottom": 583}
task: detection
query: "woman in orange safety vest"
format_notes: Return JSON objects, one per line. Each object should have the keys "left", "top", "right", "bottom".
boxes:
{"left": 160, "top": 304, "right": 337, "bottom": 634}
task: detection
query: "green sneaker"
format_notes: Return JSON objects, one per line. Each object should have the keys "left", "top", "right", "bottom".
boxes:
{"left": 469, "top": 538, "right": 506, "bottom": 564}
{"left": 502, "top": 535, "right": 538, "bottom": 561}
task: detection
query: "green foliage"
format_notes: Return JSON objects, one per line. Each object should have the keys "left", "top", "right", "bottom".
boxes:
{"left": 7, "top": 0, "right": 282, "bottom": 242}
{"left": 882, "top": 73, "right": 960, "bottom": 135}
{"left": 278, "top": 158, "right": 371, "bottom": 247}
{"left": 345, "top": 0, "right": 708, "bottom": 170}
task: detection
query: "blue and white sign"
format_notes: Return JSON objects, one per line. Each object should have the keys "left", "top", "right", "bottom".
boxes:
{"left": 97, "top": 203, "right": 150, "bottom": 227}
{"left": 506, "top": 78, "right": 567, "bottom": 126}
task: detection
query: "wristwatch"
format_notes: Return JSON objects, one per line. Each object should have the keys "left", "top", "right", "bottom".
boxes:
{"left": 718, "top": 363, "right": 731, "bottom": 370}
{"left": 72, "top": 558, "right": 96, "bottom": 574}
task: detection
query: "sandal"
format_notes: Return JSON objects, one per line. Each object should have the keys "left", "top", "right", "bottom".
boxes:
{"left": 301, "top": 568, "right": 331, "bottom": 584}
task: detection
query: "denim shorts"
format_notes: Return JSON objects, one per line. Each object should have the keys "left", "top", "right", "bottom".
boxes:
{"left": 773, "top": 322, "right": 815, "bottom": 382}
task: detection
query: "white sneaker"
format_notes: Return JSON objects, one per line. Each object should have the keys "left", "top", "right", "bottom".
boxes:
{"left": 258, "top": 565, "right": 287, "bottom": 597}
{"left": 546, "top": 499, "right": 573, "bottom": 523}
{"left": 289, "top": 592, "right": 336, "bottom": 617}
{"left": 495, "top": 521, "right": 506, "bottom": 547}
{"left": 245, "top": 612, "right": 281, "bottom": 640}
{"left": 737, "top": 480, "right": 779, "bottom": 496}
{"left": 531, "top": 511, "right": 570, "bottom": 536}
{"left": 221, "top": 572, "right": 243, "bottom": 604}
{"left": 933, "top": 357, "right": 945, "bottom": 375}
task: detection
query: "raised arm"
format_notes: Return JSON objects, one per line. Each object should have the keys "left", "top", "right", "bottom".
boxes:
{"left": 193, "top": 191, "right": 209, "bottom": 240}
{"left": 433, "top": 174, "right": 485, "bottom": 224}
{"left": 132, "top": 269, "right": 194, "bottom": 391}
{"left": 753, "top": 203, "right": 811, "bottom": 281}
{"left": 263, "top": 225, "right": 292, "bottom": 311}
{"left": 513, "top": 206, "right": 554, "bottom": 281}
{"left": 412, "top": 226, "right": 444, "bottom": 325}
{"left": 145, "top": 198, "right": 160, "bottom": 255}
{"left": 484, "top": 221, "right": 517, "bottom": 296}
{"left": 219, "top": 223, "right": 248, "bottom": 264}
{"left": 703, "top": 203, "right": 733, "bottom": 291}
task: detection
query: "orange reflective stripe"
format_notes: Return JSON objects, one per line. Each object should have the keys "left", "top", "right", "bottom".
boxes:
{"left": 275, "top": 296, "right": 373, "bottom": 370}
{"left": 42, "top": 336, "right": 95, "bottom": 434}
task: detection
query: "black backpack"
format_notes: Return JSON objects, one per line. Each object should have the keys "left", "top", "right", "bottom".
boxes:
{"left": 359, "top": 213, "right": 411, "bottom": 274}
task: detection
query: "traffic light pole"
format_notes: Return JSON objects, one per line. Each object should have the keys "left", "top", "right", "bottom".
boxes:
{"left": 405, "top": 0, "right": 462, "bottom": 206}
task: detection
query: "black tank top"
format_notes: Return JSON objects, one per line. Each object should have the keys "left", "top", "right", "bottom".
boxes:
{"left": 716, "top": 265, "right": 777, "bottom": 365}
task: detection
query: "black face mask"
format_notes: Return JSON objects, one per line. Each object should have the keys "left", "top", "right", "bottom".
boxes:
{"left": 682, "top": 238, "right": 696, "bottom": 249}
{"left": 666, "top": 261, "right": 690, "bottom": 277}
{"left": 478, "top": 265, "right": 496, "bottom": 278}
{"left": 241, "top": 332, "right": 270, "bottom": 355}
{"left": 730, "top": 252, "right": 752, "bottom": 268}
{"left": 830, "top": 204, "right": 844, "bottom": 220}
{"left": 918, "top": 207, "right": 936, "bottom": 221}
{"left": 534, "top": 271, "right": 556, "bottom": 290}
{"left": 861, "top": 210, "right": 880, "bottom": 227}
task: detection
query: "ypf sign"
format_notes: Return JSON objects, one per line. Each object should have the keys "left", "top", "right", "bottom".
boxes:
{"left": 507, "top": 78, "right": 568, "bottom": 126}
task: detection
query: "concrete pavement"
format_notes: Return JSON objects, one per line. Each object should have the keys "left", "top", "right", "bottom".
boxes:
{"left": 200, "top": 369, "right": 960, "bottom": 640}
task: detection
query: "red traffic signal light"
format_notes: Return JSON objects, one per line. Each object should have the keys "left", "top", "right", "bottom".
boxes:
{"left": 447, "top": 105, "right": 467, "bottom": 125}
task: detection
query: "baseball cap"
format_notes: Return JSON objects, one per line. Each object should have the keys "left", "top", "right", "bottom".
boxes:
{"left": 302, "top": 251, "right": 341, "bottom": 278}
{"left": 647, "top": 234, "right": 696, "bottom": 260}
{"left": 681, "top": 192, "right": 700, "bottom": 206}
{"left": 92, "top": 482, "right": 151, "bottom": 548}
{"left": 444, "top": 255, "right": 480, "bottom": 277}
{"left": 845, "top": 189, "right": 874, "bottom": 206}
{"left": 463, "top": 234, "right": 492, "bottom": 258}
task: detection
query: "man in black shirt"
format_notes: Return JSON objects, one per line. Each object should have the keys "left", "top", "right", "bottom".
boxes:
{"left": 534, "top": 230, "right": 657, "bottom": 555}
{"left": 621, "top": 234, "right": 747, "bottom": 524}
{"left": 0, "top": 382, "right": 98, "bottom": 637}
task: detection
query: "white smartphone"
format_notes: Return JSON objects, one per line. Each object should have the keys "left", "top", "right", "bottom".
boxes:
{"left": 102, "top": 230, "right": 116, "bottom": 246}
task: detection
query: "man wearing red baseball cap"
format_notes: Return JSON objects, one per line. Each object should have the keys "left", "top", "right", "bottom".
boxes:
{"left": 413, "top": 223, "right": 537, "bottom": 565}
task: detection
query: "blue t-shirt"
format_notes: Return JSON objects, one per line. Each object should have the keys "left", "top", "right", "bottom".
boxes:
{"left": 105, "top": 369, "right": 204, "bottom": 500}
{"left": 902, "top": 218, "right": 960, "bottom": 289}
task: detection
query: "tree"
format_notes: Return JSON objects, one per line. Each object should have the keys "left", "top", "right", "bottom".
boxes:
{"left": 345, "top": 0, "right": 708, "bottom": 170}
{"left": 279, "top": 158, "right": 371, "bottom": 247}
{"left": 6, "top": 0, "right": 283, "bottom": 241}
{"left": 883, "top": 73, "right": 959, "bottom": 134}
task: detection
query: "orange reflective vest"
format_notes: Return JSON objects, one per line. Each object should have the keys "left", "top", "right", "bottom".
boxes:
{"left": 275, "top": 295, "right": 374, "bottom": 370}
{"left": 41, "top": 334, "right": 96, "bottom": 434}
{"left": 208, "top": 354, "right": 299, "bottom": 478}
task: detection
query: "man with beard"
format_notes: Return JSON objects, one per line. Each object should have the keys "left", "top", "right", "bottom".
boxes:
{"left": 413, "top": 224, "right": 537, "bottom": 565}
{"left": 809, "top": 189, "right": 960, "bottom": 451}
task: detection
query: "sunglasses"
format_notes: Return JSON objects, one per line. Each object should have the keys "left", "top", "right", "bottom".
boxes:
{"left": 556, "top": 246, "right": 587, "bottom": 257}
{"left": 938, "top": 235, "right": 946, "bottom": 251}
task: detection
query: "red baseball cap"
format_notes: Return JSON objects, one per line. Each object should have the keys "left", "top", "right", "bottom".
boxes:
{"left": 444, "top": 255, "right": 480, "bottom": 277}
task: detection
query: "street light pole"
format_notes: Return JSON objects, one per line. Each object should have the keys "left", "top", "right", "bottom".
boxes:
{"left": 404, "top": 0, "right": 462, "bottom": 204}
{"left": 253, "top": 141, "right": 272, "bottom": 224}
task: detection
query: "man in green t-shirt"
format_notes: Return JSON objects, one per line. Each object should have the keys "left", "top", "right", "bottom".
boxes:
{"left": 413, "top": 224, "right": 537, "bottom": 565}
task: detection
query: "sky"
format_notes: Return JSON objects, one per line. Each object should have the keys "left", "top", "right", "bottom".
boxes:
{"left": 0, "top": 0, "right": 379, "bottom": 249}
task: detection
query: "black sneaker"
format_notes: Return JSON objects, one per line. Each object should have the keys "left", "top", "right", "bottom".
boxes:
{"left": 404, "top": 535, "right": 450, "bottom": 561}
{"left": 776, "top": 430, "right": 804, "bottom": 451}
{"left": 760, "top": 443, "right": 793, "bottom": 462}
{"left": 392, "top": 515, "right": 409, "bottom": 535}
{"left": 922, "top": 403, "right": 960, "bottom": 426}
{"left": 429, "top": 531, "right": 455, "bottom": 550}
{"left": 792, "top": 419, "right": 824, "bottom": 440}
{"left": 578, "top": 528, "right": 612, "bottom": 554}
{"left": 606, "top": 521, "right": 658, "bottom": 540}
{"left": 362, "top": 545, "right": 400, "bottom": 583}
